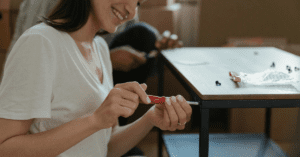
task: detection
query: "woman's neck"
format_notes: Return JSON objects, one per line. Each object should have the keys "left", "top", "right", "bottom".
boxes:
{"left": 68, "top": 14, "right": 99, "bottom": 44}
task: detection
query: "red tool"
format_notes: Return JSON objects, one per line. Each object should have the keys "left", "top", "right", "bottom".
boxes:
{"left": 147, "top": 95, "right": 198, "bottom": 105}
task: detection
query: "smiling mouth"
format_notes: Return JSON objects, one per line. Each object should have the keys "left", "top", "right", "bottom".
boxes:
{"left": 112, "top": 7, "right": 126, "bottom": 21}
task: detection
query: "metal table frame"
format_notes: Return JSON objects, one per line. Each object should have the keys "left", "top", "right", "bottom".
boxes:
{"left": 157, "top": 52, "right": 300, "bottom": 157}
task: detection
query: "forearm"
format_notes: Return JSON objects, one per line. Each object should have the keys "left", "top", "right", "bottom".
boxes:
{"left": 0, "top": 116, "right": 99, "bottom": 157}
{"left": 107, "top": 115, "right": 154, "bottom": 157}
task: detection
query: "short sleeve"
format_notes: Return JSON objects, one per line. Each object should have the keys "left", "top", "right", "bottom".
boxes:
{"left": 0, "top": 33, "right": 56, "bottom": 120}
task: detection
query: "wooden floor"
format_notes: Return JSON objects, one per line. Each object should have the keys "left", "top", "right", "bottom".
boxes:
{"left": 136, "top": 128, "right": 300, "bottom": 157}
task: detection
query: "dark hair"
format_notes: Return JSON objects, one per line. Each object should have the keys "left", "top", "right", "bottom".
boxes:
{"left": 39, "top": 0, "right": 108, "bottom": 35}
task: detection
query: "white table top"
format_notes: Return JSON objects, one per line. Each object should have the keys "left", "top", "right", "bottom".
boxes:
{"left": 162, "top": 47, "right": 300, "bottom": 100}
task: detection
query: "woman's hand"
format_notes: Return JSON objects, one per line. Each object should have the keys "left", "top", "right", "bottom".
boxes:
{"left": 155, "top": 30, "right": 183, "bottom": 50}
{"left": 91, "top": 82, "right": 151, "bottom": 130}
{"left": 145, "top": 95, "right": 192, "bottom": 131}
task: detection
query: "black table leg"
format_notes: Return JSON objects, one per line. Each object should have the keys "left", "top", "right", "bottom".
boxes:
{"left": 200, "top": 108, "right": 210, "bottom": 157}
{"left": 258, "top": 108, "right": 271, "bottom": 156}
{"left": 265, "top": 108, "right": 271, "bottom": 139}
{"left": 158, "top": 130, "right": 163, "bottom": 157}
{"left": 264, "top": 108, "right": 272, "bottom": 152}
{"left": 158, "top": 53, "right": 164, "bottom": 157}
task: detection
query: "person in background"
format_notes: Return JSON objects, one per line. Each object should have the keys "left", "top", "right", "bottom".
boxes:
{"left": 2, "top": 0, "right": 186, "bottom": 157}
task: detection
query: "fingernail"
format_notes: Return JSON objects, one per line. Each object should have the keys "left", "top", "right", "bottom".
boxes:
{"left": 166, "top": 97, "right": 171, "bottom": 105}
{"left": 163, "top": 30, "right": 171, "bottom": 37}
{"left": 171, "top": 96, "right": 176, "bottom": 102}
{"left": 170, "top": 34, "right": 178, "bottom": 40}
{"left": 147, "top": 97, "right": 151, "bottom": 104}
{"left": 178, "top": 95, "right": 183, "bottom": 102}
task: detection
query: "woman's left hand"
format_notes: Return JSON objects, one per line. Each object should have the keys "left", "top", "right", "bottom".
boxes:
{"left": 145, "top": 95, "right": 192, "bottom": 131}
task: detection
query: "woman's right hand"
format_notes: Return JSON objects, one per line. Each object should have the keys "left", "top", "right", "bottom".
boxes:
{"left": 91, "top": 82, "right": 151, "bottom": 130}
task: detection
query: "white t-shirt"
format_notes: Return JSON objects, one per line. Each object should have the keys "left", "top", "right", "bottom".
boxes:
{"left": 0, "top": 22, "right": 113, "bottom": 157}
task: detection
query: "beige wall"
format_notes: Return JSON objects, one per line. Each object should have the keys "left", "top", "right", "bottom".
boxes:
{"left": 199, "top": 0, "right": 300, "bottom": 47}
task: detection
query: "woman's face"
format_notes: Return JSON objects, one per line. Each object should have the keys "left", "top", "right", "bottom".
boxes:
{"left": 91, "top": 0, "right": 145, "bottom": 33}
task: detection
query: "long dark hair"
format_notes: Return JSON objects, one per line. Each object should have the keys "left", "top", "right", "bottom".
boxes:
{"left": 39, "top": 0, "right": 108, "bottom": 35}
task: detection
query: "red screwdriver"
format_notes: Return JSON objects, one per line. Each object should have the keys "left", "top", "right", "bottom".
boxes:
{"left": 141, "top": 95, "right": 199, "bottom": 105}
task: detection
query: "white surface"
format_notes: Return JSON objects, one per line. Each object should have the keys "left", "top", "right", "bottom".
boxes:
{"left": 162, "top": 47, "right": 300, "bottom": 96}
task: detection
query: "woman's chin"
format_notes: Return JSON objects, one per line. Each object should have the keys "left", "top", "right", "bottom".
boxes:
{"left": 105, "top": 26, "right": 119, "bottom": 34}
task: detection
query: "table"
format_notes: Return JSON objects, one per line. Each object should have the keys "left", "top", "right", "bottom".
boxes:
{"left": 157, "top": 47, "right": 300, "bottom": 157}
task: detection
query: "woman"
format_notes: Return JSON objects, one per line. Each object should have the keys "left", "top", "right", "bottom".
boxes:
{"left": 0, "top": 0, "right": 192, "bottom": 157}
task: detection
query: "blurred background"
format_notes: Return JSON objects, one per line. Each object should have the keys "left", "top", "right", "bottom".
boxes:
{"left": 1, "top": 0, "right": 300, "bottom": 156}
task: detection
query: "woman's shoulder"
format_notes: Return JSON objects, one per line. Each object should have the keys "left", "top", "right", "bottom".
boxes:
{"left": 10, "top": 22, "right": 66, "bottom": 58}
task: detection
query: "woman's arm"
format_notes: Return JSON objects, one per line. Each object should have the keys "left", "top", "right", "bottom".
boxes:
{"left": 0, "top": 116, "right": 100, "bottom": 157}
{"left": 107, "top": 114, "right": 154, "bottom": 157}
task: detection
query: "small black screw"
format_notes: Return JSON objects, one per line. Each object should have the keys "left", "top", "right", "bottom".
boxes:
{"left": 216, "top": 81, "right": 221, "bottom": 86}
{"left": 270, "top": 62, "right": 275, "bottom": 68}
{"left": 287, "top": 65, "right": 291, "bottom": 70}
{"left": 295, "top": 67, "right": 299, "bottom": 71}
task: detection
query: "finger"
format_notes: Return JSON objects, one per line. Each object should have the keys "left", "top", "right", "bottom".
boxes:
{"left": 170, "top": 96, "right": 187, "bottom": 125}
{"left": 155, "top": 41, "right": 162, "bottom": 49}
{"left": 164, "top": 97, "right": 178, "bottom": 131}
{"left": 169, "top": 34, "right": 179, "bottom": 49}
{"left": 132, "top": 52, "right": 147, "bottom": 65}
{"left": 111, "top": 97, "right": 133, "bottom": 118}
{"left": 162, "top": 30, "right": 171, "bottom": 38}
{"left": 161, "top": 37, "right": 168, "bottom": 45}
{"left": 170, "top": 34, "right": 178, "bottom": 41}
{"left": 169, "top": 96, "right": 186, "bottom": 130}
{"left": 119, "top": 97, "right": 139, "bottom": 111}
{"left": 117, "top": 82, "right": 151, "bottom": 104}
{"left": 119, "top": 89, "right": 140, "bottom": 104}
{"left": 120, "top": 106, "right": 134, "bottom": 118}
{"left": 140, "top": 83, "right": 147, "bottom": 91}
{"left": 161, "top": 30, "right": 171, "bottom": 48}
{"left": 174, "top": 40, "right": 183, "bottom": 48}
{"left": 111, "top": 89, "right": 139, "bottom": 108}
{"left": 167, "top": 39, "right": 176, "bottom": 49}
{"left": 176, "top": 95, "right": 192, "bottom": 122}
{"left": 163, "top": 109, "right": 171, "bottom": 130}
{"left": 178, "top": 41, "right": 183, "bottom": 47}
